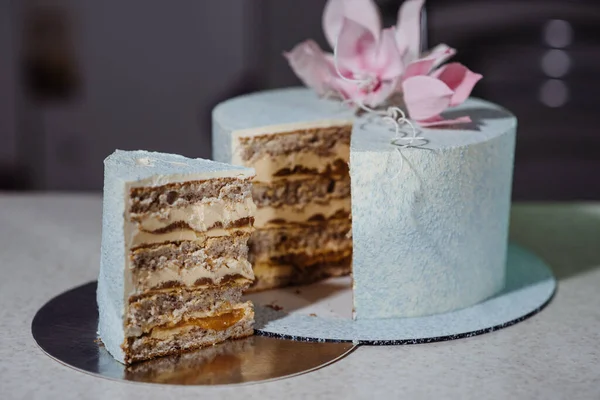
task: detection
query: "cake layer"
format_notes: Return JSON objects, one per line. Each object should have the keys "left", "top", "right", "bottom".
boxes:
{"left": 129, "top": 177, "right": 252, "bottom": 214}
{"left": 132, "top": 258, "right": 253, "bottom": 293}
{"left": 124, "top": 303, "right": 254, "bottom": 364}
{"left": 266, "top": 249, "right": 352, "bottom": 268}
{"left": 267, "top": 158, "right": 349, "bottom": 179}
{"left": 249, "top": 219, "right": 352, "bottom": 264}
{"left": 130, "top": 233, "right": 250, "bottom": 270}
{"left": 130, "top": 197, "right": 255, "bottom": 233}
{"left": 249, "top": 257, "right": 352, "bottom": 292}
{"left": 236, "top": 125, "right": 351, "bottom": 163}
{"left": 254, "top": 198, "right": 350, "bottom": 227}
{"left": 252, "top": 175, "right": 350, "bottom": 208}
{"left": 126, "top": 281, "right": 249, "bottom": 336}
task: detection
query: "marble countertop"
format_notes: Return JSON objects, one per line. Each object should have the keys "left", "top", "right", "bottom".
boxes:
{"left": 1, "top": 194, "right": 599, "bottom": 399}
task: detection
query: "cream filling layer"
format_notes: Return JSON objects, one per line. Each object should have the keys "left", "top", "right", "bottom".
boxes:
{"left": 239, "top": 142, "right": 349, "bottom": 182}
{"left": 130, "top": 226, "right": 253, "bottom": 248}
{"left": 254, "top": 198, "right": 350, "bottom": 227}
{"left": 146, "top": 303, "right": 251, "bottom": 340}
{"left": 133, "top": 258, "right": 254, "bottom": 292}
{"left": 131, "top": 197, "right": 255, "bottom": 233}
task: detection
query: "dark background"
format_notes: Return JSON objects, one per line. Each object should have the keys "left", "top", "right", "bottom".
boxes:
{"left": 0, "top": 0, "right": 598, "bottom": 199}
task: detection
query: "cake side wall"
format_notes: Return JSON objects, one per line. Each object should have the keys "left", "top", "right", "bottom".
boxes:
{"left": 97, "top": 161, "right": 127, "bottom": 363}
{"left": 351, "top": 127, "right": 516, "bottom": 319}
{"left": 212, "top": 112, "right": 233, "bottom": 164}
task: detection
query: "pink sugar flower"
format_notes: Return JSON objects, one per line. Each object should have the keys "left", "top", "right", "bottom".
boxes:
{"left": 285, "top": 0, "right": 482, "bottom": 126}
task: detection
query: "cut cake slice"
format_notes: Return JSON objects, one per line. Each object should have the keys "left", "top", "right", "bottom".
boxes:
{"left": 97, "top": 150, "right": 256, "bottom": 364}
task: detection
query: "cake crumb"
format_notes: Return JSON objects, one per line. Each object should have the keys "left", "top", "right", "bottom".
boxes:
{"left": 309, "top": 313, "right": 317, "bottom": 317}
{"left": 294, "top": 289, "right": 301, "bottom": 295}
{"left": 266, "top": 303, "right": 283, "bottom": 311}
{"left": 94, "top": 338, "right": 104, "bottom": 347}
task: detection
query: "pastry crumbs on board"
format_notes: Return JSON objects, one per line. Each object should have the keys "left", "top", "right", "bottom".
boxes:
{"left": 266, "top": 303, "right": 283, "bottom": 311}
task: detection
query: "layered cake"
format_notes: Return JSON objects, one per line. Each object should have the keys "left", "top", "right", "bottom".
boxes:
{"left": 97, "top": 150, "right": 256, "bottom": 364}
{"left": 212, "top": 0, "right": 516, "bottom": 320}
{"left": 214, "top": 89, "right": 516, "bottom": 319}
{"left": 213, "top": 111, "right": 354, "bottom": 291}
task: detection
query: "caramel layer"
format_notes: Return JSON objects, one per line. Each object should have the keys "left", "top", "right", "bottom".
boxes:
{"left": 150, "top": 308, "right": 246, "bottom": 335}
{"left": 123, "top": 304, "right": 254, "bottom": 364}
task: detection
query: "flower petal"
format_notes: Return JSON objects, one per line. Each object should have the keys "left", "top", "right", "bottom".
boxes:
{"left": 336, "top": 17, "right": 378, "bottom": 75}
{"left": 402, "top": 75, "right": 453, "bottom": 121}
{"left": 284, "top": 40, "right": 336, "bottom": 95}
{"left": 329, "top": 76, "right": 397, "bottom": 108}
{"left": 402, "top": 44, "right": 456, "bottom": 81}
{"left": 323, "top": 0, "right": 382, "bottom": 50}
{"left": 402, "top": 57, "right": 436, "bottom": 80}
{"left": 395, "top": 0, "right": 425, "bottom": 64}
{"left": 416, "top": 115, "right": 472, "bottom": 127}
{"left": 422, "top": 43, "right": 456, "bottom": 69}
{"left": 371, "top": 28, "right": 404, "bottom": 80}
{"left": 364, "top": 78, "right": 398, "bottom": 107}
{"left": 432, "top": 63, "right": 482, "bottom": 106}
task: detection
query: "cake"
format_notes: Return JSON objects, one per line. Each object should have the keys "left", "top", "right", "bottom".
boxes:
{"left": 213, "top": 105, "right": 354, "bottom": 291}
{"left": 97, "top": 150, "right": 256, "bottom": 364}
{"left": 213, "top": 0, "right": 517, "bottom": 319}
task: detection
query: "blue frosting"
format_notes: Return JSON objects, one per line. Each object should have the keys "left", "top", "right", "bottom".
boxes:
{"left": 351, "top": 110, "right": 516, "bottom": 318}
{"left": 212, "top": 87, "right": 517, "bottom": 320}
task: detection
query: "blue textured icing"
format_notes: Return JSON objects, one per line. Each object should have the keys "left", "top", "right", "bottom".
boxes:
{"left": 103, "top": 150, "right": 250, "bottom": 183}
{"left": 212, "top": 87, "right": 517, "bottom": 320}
{"left": 251, "top": 244, "right": 555, "bottom": 341}
{"left": 351, "top": 107, "right": 516, "bottom": 319}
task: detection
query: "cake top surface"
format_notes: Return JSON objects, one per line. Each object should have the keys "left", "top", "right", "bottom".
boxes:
{"left": 213, "top": 87, "right": 355, "bottom": 135}
{"left": 352, "top": 97, "right": 517, "bottom": 152}
{"left": 105, "top": 150, "right": 254, "bottom": 186}
{"left": 214, "top": 87, "right": 516, "bottom": 150}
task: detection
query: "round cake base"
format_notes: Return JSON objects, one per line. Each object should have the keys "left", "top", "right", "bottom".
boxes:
{"left": 246, "top": 244, "right": 555, "bottom": 343}
{"left": 31, "top": 283, "right": 355, "bottom": 385}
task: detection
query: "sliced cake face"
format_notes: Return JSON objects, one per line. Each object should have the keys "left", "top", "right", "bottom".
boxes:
{"left": 213, "top": 89, "right": 355, "bottom": 291}
{"left": 350, "top": 99, "right": 517, "bottom": 319}
{"left": 98, "top": 150, "right": 255, "bottom": 364}
{"left": 235, "top": 124, "right": 352, "bottom": 291}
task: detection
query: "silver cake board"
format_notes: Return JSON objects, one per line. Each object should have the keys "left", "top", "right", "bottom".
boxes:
{"left": 31, "top": 282, "right": 355, "bottom": 385}
{"left": 246, "top": 244, "right": 556, "bottom": 343}
{"left": 31, "top": 244, "right": 554, "bottom": 385}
